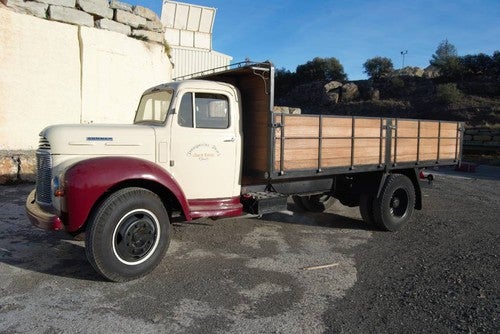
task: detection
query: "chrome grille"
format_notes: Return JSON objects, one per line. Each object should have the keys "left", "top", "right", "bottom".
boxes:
{"left": 36, "top": 149, "right": 52, "bottom": 206}
{"left": 39, "top": 136, "right": 51, "bottom": 150}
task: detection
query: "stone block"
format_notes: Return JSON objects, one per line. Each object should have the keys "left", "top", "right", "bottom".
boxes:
{"left": 473, "top": 135, "right": 491, "bottom": 142}
{"left": 465, "top": 129, "right": 478, "bottom": 135}
{"left": 324, "top": 81, "right": 342, "bottom": 92}
{"left": 0, "top": 156, "right": 18, "bottom": 184}
{"left": 133, "top": 4, "right": 157, "bottom": 21}
{"left": 144, "top": 19, "right": 163, "bottom": 32}
{"left": 109, "top": 0, "right": 131, "bottom": 12}
{"left": 131, "top": 29, "right": 163, "bottom": 43}
{"left": 35, "top": 0, "right": 75, "bottom": 8}
{"left": 115, "top": 9, "right": 145, "bottom": 28}
{"left": 463, "top": 141, "right": 481, "bottom": 146}
{"left": 48, "top": 5, "right": 94, "bottom": 26}
{"left": 19, "top": 155, "right": 36, "bottom": 182}
{"left": 273, "top": 106, "right": 301, "bottom": 115}
{"left": 76, "top": 0, "right": 113, "bottom": 19}
{"left": 6, "top": 0, "right": 48, "bottom": 18}
{"left": 95, "top": 18, "right": 131, "bottom": 35}
{"left": 463, "top": 135, "right": 472, "bottom": 141}
{"left": 494, "top": 136, "right": 500, "bottom": 141}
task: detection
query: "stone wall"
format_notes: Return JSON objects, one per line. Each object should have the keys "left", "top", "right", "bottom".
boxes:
{"left": 0, "top": 151, "right": 36, "bottom": 184}
{"left": 463, "top": 128, "right": 500, "bottom": 151}
{"left": 3, "top": 0, "right": 164, "bottom": 42}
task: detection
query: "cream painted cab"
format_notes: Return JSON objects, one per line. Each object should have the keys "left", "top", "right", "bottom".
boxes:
{"left": 146, "top": 80, "right": 243, "bottom": 200}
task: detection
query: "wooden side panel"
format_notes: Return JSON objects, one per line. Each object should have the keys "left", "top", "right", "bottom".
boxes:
{"left": 353, "top": 118, "right": 384, "bottom": 165}
{"left": 394, "top": 120, "right": 418, "bottom": 163}
{"left": 354, "top": 138, "right": 384, "bottom": 165}
{"left": 238, "top": 74, "right": 270, "bottom": 175}
{"left": 321, "top": 139, "right": 353, "bottom": 167}
{"left": 440, "top": 122, "right": 460, "bottom": 160}
{"left": 274, "top": 115, "right": 386, "bottom": 170}
{"left": 274, "top": 138, "right": 319, "bottom": 170}
{"left": 273, "top": 113, "right": 461, "bottom": 174}
{"left": 322, "top": 117, "right": 352, "bottom": 137}
{"left": 392, "top": 120, "right": 461, "bottom": 163}
{"left": 280, "top": 116, "right": 319, "bottom": 138}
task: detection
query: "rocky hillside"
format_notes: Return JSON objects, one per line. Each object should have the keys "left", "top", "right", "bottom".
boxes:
{"left": 277, "top": 73, "right": 500, "bottom": 128}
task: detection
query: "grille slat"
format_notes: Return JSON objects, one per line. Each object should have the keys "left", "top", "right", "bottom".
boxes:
{"left": 36, "top": 137, "right": 52, "bottom": 205}
{"left": 38, "top": 137, "right": 51, "bottom": 150}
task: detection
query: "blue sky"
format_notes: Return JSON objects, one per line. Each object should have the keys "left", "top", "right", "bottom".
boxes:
{"left": 129, "top": 0, "right": 500, "bottom": 80}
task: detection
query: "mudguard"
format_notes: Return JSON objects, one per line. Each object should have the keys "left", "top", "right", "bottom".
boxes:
{"left": 63, "top": 156, "right": 191, "bottom": 232}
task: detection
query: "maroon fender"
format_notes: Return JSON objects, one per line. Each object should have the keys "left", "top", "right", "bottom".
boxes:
{"left": 62, "top": 156, "right": 191, "bottom": 232}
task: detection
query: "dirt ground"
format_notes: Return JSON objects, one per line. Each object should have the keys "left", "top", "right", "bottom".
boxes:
{"left": 0, "top": 166, "right": 499, "bottom": 333}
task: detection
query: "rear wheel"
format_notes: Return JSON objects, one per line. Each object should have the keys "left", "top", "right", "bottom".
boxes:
{"left": 86, "top": 187, "right": 170, "bottom": 282}
{"left": 373, "top": 174, "right": 415, "bottom": 231}
{"left": 292, "top": 193, "right": 336, "bottom": 212}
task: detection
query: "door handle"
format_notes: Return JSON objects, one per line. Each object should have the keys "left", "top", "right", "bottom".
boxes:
{"left": 223, "top": 137, "right": 236, "bottom": 142}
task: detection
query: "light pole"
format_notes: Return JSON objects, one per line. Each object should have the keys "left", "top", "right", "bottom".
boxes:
{"left": 400, "top": 50, "right": 408, "bottom": 68}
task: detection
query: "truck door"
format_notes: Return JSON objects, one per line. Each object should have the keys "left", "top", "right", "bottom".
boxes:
{"left": 169, "top": 90, "right": 240, "bottom": 200}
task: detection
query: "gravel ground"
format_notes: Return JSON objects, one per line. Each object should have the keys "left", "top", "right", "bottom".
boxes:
{"left": 0, "top": 167, "right": 499, "bottom": 333}
{"left": 325, "top": 169, "right": 500, "bottom": 333}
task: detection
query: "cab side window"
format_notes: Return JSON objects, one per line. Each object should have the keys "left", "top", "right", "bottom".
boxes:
{"left": 177, "top": 92, "right": 229, "bottom": 129}
{"left": 178, "top": 93, "right": 193, "bottom": 127}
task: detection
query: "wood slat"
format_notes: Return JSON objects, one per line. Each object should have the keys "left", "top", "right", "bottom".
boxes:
{"left": 322, "top": 117, "right": 353, "bottom": 137}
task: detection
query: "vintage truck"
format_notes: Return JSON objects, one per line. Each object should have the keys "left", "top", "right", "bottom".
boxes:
{"left": 26, "top": 62, "right": 464, "bottom": 282}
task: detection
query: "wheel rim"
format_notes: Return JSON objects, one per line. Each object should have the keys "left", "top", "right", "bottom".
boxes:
{"left": 112, "top": 209, "right": 160, "bottom": 265}
{"left": 389, "top": 188, "right": 409, "bottom": 218}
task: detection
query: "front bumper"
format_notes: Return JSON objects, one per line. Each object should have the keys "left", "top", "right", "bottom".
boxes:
{"left": 25, "top": 189, "right": 64, "bottom": 231}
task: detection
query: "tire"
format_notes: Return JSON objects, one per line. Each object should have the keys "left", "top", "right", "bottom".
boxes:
{"left": 359, "top": 193, "right": 375, "bottom": 225}
{"left": 86, "top": 187, "right": 170, "bottom": 282}
{"left": 292, "top": 193, "right": 336, "bottom": 212}
{"left": 292, "top": 195, "right": 308, "bottom": 211}
{"left": 373, "top": 174, "right": 416, "bottom": 231}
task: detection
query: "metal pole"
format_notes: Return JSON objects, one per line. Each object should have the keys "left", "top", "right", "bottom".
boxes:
{"left": 400, "top": 50, "right": 408, "bottom": 68}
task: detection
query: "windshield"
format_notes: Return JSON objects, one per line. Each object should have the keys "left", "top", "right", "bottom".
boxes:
{"left": 134, "top": 89, "right": 173, "bottom": 124}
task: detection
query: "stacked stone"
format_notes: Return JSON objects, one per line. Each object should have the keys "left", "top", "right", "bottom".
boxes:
{"left": 3, "top": 0, "right": 164, "bottom": 43}
{"left": 464, "top": 128, "right": 500, "bottom": 149}
{"left": 0, "top": 152, "right": 36, "bottom": 184}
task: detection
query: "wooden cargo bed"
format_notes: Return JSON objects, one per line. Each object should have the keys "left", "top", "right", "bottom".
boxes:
{"left": 183, "top": 61, "right": 463, "bottom": 183}
{"left": 272, "top": 113, "right": 463, "bottom": 178}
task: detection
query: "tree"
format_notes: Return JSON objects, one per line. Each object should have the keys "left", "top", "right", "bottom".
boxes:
{"left": 493, "top": 51, "right": 500, "bottom": 74}
{"left": 295, "top": 57, "right": 347, "bottom": 83}
{"left": 461, "top": 53, "right": 493, "bottom": 75}
{"left": 363, "top": 57, "right": 394, "bottom": 79}
{"left": 274, "top": 68, "right": 296, "bottom": 100}
{"left": 430, "top": 39, "right": 463, "bottom": 78}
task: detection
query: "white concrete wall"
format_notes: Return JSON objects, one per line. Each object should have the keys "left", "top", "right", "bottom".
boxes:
{"left": 80, "top": 27, "right": 170, "bottom": 124}
{"left": 0, "top": 8, "right": 81, "bottom": 150}
{"left": 0, "top": 7, "right": 172, "bottom": 150}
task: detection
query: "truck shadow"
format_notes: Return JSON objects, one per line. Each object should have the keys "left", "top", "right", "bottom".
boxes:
{"left": 262, "top": 203, "right": 379, "bottom": 231}
{"left": 0, "top": 226, "right": 105, "bottom": 282}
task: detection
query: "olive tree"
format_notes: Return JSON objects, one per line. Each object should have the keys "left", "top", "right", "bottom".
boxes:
{"left": 295, "top": 57, "right": 347, "bottom": 83}
{"left": 363, "top": 57, "right": 394, "bottom": 79}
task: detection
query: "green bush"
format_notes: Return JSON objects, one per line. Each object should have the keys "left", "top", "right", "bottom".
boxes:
{"left": 436, "top": 83, "right": 462, "bottom": 105}
{"left": 363, "top": 57, "right": 394, "bottom": 79}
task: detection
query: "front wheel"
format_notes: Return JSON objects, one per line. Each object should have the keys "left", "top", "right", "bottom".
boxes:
{"left": 86, "top": 187, "right": 170, "bottom": 282}
{"left": 373, "top": 174, "right": 416, "bottom": 231}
